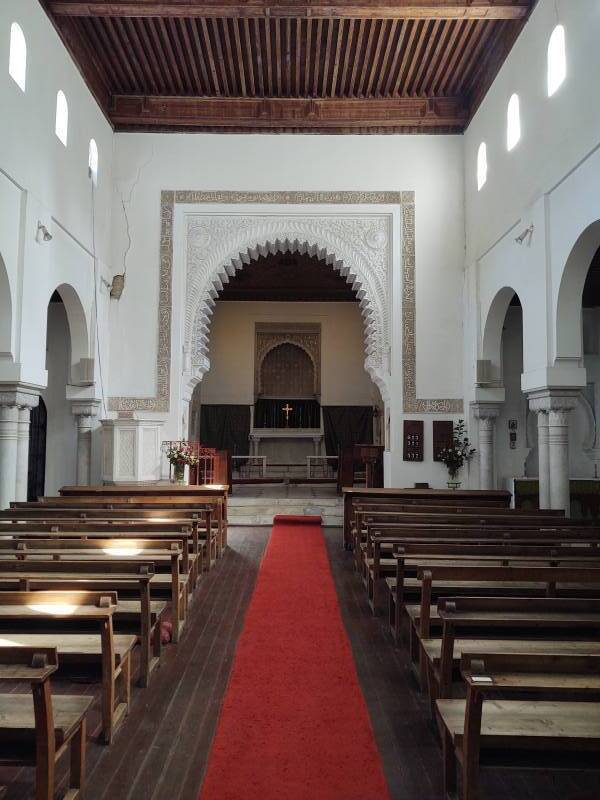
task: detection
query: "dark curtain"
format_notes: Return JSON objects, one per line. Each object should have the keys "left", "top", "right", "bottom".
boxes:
{"left": 322, "top": 406, "right": 373, "bottom": 456}
{"left": 199, "top": 405, "right": 251, "bottom": 456}
{"left": 254, "top": 398, "right": 320, "bottom": 428}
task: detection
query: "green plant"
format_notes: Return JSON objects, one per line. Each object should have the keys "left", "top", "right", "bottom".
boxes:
{"left": 437, "top": 420, "right": 476, "bottom": 480}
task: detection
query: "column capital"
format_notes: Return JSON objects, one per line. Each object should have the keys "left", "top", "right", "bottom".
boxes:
{"left": 71, "top": 399, "right": 102, "bottom": 419}
{"left": 526, "top": 388, "right": 580, "bottom": 414}
{"left": 0, "top": 385, "right": 40, "bottom": 410}
{"left": 470, "top": 402, "right": 502, "bottom": 422}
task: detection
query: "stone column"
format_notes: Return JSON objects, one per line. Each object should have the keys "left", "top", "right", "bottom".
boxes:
{"left": 471, "top": 404, "right": 501, "bottom": 490}
{"left": 548, "top": 405, "right": 576, "bottom": 514}
{"left": 535, "top": 410, "right": 550, "bottom": 509}
{"left": 15, "top": 406, "right": 32, "bottom": 502}
{"left": 0, "top": 388, "right": 40, "bottom": 508}
{"left": 72, "top": 401, "right": 101, "bottom": 486}
{"left": 0, "top": 402, "right": 19, "bottom": 510}
{"left": 528, "top": 390, "right": 579, "bottom": 515}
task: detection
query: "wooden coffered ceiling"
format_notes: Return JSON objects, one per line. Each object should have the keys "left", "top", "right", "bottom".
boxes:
{"left": 41, "top": 1, "right": 535, "bottom": 133}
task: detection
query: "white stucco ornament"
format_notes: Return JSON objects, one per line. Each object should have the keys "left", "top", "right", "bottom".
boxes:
{"left": 185, "top": 213, "right": 392, "bottom": 399}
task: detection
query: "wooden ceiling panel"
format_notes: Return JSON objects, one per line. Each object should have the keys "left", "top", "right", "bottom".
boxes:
{"left": 40, "top": 0, "right": 536, "bottom": 133}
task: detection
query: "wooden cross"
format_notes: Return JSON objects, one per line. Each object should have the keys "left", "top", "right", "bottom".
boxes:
{"left": 282, "top": 403, "right": 293, "bottom": 426}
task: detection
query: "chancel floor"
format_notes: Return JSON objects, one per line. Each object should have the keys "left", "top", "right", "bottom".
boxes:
{"left": 2, "top": 527, "right": 599, "bottom": 800}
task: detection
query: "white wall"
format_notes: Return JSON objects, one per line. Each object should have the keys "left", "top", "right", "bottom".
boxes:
{"left": 0, "top": 0, "right": 113, "bottom": 389}
{"left": 200, "top": 301, "right": 376, "bottom": 406}
{"left": 109, "top": 133, "right": 465, "bottom": 409}
{"left": 465, "top": 0, "right": 600, "bottom": 264}
{"left": 0, "top": 0, "right": 115, "bottom": 488}
{"left": 465, "top": 0, "right": 600, "bottom": 497}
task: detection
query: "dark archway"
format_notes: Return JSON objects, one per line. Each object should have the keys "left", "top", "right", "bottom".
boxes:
{"left": 27, "top": 398, "right": 47, "bottom": 501}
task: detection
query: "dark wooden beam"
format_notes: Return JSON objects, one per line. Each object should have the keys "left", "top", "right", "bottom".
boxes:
{"left": 466, "top": 19, "right": 523, "bottom": 120}
{"left": 110, "top": 94, "right": 467, "bottom": 129}
{"left": 39, "top": 5, "right": 112, "bottom": 118}
{"left": 48, "top": 1, "right": 532, "bottom": 21}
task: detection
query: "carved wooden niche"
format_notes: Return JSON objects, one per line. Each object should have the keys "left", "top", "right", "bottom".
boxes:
{"left": 403, "top": 420, "right": 424, "bottom": 462}
{"left": 254, "top": 323, "right": 321, "bottom": 398}
{"left": 433, "top": 420, "right": 454, "bottom": 461}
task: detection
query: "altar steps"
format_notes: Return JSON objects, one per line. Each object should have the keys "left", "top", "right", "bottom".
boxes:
{"left": 228, "top": 492, "right": 343, "bottom": 527}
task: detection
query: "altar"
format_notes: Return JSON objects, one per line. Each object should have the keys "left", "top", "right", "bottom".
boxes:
{"left": 249, "top": 427, "right": 324, "bottom": 461}
{"left": 250, "top": 397, "right": 324, "bottom": 462}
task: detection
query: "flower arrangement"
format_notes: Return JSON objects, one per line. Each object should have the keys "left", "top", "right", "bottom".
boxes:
{"left": 166, "top": 441, "right": 198, "bottom": 483}
{"left": 437, "top": 420, "right": 476, "bottom": 482}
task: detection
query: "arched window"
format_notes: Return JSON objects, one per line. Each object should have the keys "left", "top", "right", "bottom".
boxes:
{"left": 477, "top": 142, "right": 488, "bottom": 191}
{"left": 88, "top": 138, "right": 99, "bottom": 183}
{"left": 506, "top": 93, "right": 521, "bottom": 152}
{"left": 55, "top": 90, "right": 68, "bottom": 146}
{"left": 8, "top": 22, "right": 26, "bottom": 91}
{"left": 547, "top": 24, "right": 566, "bottom": 97}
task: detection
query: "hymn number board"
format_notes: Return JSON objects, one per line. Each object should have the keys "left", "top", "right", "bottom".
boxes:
{"left": 403, "top": 421, "right": 424, "bottom": 462}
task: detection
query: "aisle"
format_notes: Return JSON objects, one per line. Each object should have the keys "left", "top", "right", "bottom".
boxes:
{"left": 199, "top": 515, "right": 391, "bottom": 800}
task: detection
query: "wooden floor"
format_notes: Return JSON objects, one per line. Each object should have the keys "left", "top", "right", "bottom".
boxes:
{"left": 2, "top": 526, "right": 600, "bottom": 800}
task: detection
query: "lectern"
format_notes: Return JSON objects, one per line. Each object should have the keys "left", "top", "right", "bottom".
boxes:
{"left": 337, "top": 444, "right": 384, "bottom": 493}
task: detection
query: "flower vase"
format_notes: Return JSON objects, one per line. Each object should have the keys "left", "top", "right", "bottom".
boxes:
{"left": 447, "top": 475, "right": 461, "bottom": 490}
{"left": 173, "top": 463, "right": 186, "bottom": 485}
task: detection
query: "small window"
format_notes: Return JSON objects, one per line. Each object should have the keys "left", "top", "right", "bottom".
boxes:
{"left": 8, "top": 22, "right": 26, "bottom": 91}
{"left": 506, "top": 93, "right": 521, "bottom": 152}
{"left": 88, "top": 138, "right": 99, "bottom": 183}
{"left": 55, "top": 90, "right": 68, "bottom": 146}
{"left": 477, "top": 142, "right": 488, "bottom": 191}
{"left": 548, "top": 24, "right": 566, "bottom": 97}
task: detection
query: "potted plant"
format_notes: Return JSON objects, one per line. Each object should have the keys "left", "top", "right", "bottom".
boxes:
{"left": 166, "top": 441, "right": 198, "bottom": 485}
{"left": 437, "top": 420, "right": 476, "bottom": 489}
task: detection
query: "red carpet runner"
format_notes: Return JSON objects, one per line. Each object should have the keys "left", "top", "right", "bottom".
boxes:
{"left": 199, "top": 515, "right": 391, "bottom": 800}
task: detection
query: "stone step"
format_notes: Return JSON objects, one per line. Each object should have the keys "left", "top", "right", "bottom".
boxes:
{"left": 229, "top": 497, "right": 341, "bottom": 508}
{"left": 228, "top": 502, "right": 343, "bottom": 527}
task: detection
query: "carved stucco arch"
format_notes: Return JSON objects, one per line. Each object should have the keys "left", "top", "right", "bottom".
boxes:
{"left": 185, "top": 216, "right": 391, "bottom": 401}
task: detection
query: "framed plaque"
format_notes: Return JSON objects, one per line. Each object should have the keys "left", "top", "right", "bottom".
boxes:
{"left": 433, "top": 420, "right": 454, "bottom": 462}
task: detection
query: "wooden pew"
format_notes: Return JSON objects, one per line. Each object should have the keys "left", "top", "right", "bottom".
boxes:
{"left": 45, "top": 486, "right": 228, "bottom": 551}
{"left": 0, "top": 561, "right": 161, "bottom": 688}
{"left": 424, "top": 597, "right": 600, "bottom": 706}
{"left": 7, "top": 498, "right": 222, "bottom": 567}
{"left": 363, "top": 525, "right": 600, "bottom": 590}
{"left": 0, "top": 538, "right": 187, "bottom": 642}
{"left": 353, "top": 511, "right": 592, "bottom": 558}
{"left": 438, "top": 652, "right": 600, "bottom": 800}
{"left": 351, "top": 505, "right": 571, "bottom": 553}
{"left": 366, "top": 539, "right": 600, "bottom": 614}
{"left": 0, "top": 644, "right": 92, "bottom": 800}
{"left": 0, "top": 508, "right": 217, "bottom": 574}
{"left": 388, "top": 562, "right": 600, "bottom": 645}
{"left": 342, "top": 488, "right": 512, "bottom": 547}
{"left": 0, "top": 522, "right": 199, "bottom": 588}
{"left": 0, "top": 591, "right": 131, "bottom": 744}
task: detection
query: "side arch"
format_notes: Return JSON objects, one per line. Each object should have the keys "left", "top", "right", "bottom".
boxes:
{"left": 0, "top": 253, "right": 12, "bottom": 359}
{"left": 481, "top": 286, "right": 522, "bottom": 384}
{"left": 51, "top": 283, "right": 91, "bottom": 383}
{"left": 555, "top": 221, "right": 600, "bottom": 361}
